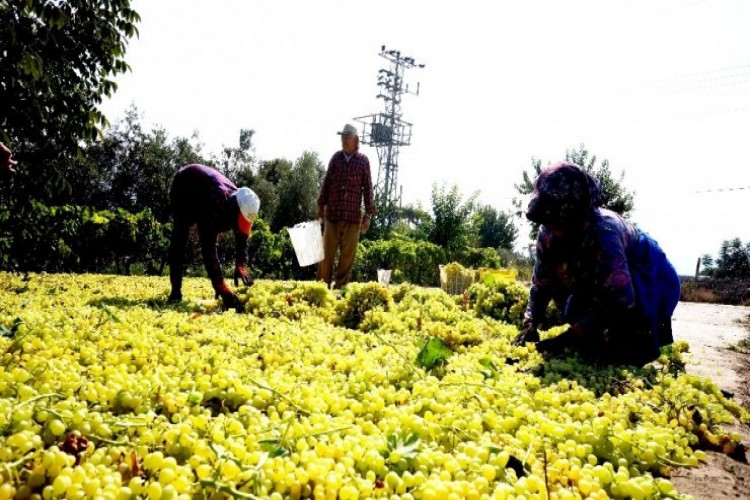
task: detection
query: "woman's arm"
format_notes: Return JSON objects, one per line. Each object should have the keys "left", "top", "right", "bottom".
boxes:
{"left": 523, "top": 230, "right": 556, "bottom": 330}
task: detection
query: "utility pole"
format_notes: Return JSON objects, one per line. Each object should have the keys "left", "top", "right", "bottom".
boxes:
{"left": 355, "top": 45, "right": 424, "bottom": 233}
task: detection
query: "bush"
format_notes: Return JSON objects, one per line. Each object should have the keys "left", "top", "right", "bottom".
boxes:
{"left": 681, "top": 278, "right": 750, "bottom": 306}
{"left": 353, "top": 239, "right": 444, "bottom": 286}
{"left": 353, "top": 238, "right": 501, "bottom": 287}
{"left": 0, "top": 200, "right": 505, "bottom": 287}
{"left": 457, "top": 247, "right": 501, "bottom": 270}
{"left": 0, "top": 201, "right": 169, "bottom": 274}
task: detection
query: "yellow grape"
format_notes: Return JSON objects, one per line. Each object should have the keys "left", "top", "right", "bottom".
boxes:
{"left": 0, "top": 272, "right": 746, "bottom": 499}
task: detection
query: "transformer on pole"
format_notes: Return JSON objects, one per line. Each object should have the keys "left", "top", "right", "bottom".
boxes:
{"left": 354, "top": 45, "right": 424, "bottom": 231}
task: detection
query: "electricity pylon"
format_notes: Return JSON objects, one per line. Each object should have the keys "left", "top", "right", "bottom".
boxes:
{"left": 354, "top": 45, "right": 424, "bottom": 232}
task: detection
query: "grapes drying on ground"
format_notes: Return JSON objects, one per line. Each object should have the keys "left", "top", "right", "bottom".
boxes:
{"left": 0, "top": 273, "right": 747, "bottom": 499}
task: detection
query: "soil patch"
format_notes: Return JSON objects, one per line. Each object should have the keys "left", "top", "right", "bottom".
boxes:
{"left": 670, "top": 302, "right": 750, "bottom": 499}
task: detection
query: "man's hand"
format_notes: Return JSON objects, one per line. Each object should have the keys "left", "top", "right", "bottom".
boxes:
{"left": 360, "top": 215, "right": 371, "bottom": 233}
{"left": 512, "top": 326, "right": 540, "bottom": 346}
{"left": 234, "top": 264, "right": 254, "bottom": 287}
{"left": 1, "top": 142, "right": 17, "bottom": 175}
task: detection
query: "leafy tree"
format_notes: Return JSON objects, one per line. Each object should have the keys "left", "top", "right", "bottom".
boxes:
{"left": 84, "top": 106, "right": 206, "bottom": 221}
{"left": 209, "top": 130, "right": 306, "bottom": 225}
{"left": 389, "top": 203, "right": 433, "bottom": 241}
{"left": 1, "top": 0, "right": 140, "bottom": 151}
{"left": 272, "top": 151, "right": 325, "bottom": 231}
{"left": 426, "top": 184, "right": 477, "bottom": 252}
{"left": 514, "top": 144, "right": 636, "bottom": 240}
{"left": 1, "top": 0, "right": 140, "bottom": 210}
{"left": 247, "top": 158, "right": 291, "bottom": 222}
{"left": 699, "top": 254, "right": 715, "bottom": 276}
{"left": 367, "top": 205, "right": 397, "bottom": 240}
{"left": 566, "top": 145, "right": 635, "bottom": 216}
{"left": 472, "top": 205, "right": 517, "bottom": 251}
{"left": 258, "top": 157, "right": 293, "bottom": 185}
{"left": 214, "top": 128, "right": 256, "bottom": 183}
{"left": 712, "top": 238, "right": 750, "bottom": 278}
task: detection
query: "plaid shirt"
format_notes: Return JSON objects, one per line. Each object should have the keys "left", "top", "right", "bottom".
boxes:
{"left": 318, "top": 150, "right": 375, "bottom": 223}
{"left": 170, "top": 164, "right": 248, "bottom": 289}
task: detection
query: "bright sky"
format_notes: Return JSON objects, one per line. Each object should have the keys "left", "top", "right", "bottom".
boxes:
{"left": 101, "top": 0, "right": 750, "bottom": 275}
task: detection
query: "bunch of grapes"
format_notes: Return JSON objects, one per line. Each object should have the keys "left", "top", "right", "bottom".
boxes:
{"left": 467, "top": 280, "right": 530, "bottom": 327}
{"left": 335, "top": 282, "right": 394, "bottom": 329}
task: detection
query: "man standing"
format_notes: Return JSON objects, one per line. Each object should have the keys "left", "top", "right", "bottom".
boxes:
{"left": 316, "top": 124, "right": 376, "bottom": 289}
{"left": 168, "top": 164, "right": 259, "bottom": 311}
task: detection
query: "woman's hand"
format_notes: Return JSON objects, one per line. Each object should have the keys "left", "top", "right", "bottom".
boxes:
{"left": 512, "top": 326, "right": 540, "bottom": 345}
{"left": 217, "top": 283, "right": 245, "bottom": 312}
{"left": 234, "top": 264, "right": 254, "bottom": 287}
{"left": 535, "top": 328, "right": 579, "bottom": 356}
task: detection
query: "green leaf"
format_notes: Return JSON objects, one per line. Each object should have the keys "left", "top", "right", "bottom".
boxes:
{"left": 385, "top": 432, "right": 422, "bottom": 462}
{"left": 415, "top": 337, "right": 453, "bottom": 371}
{"left": 386, "top": 434, "right": 397, "bottom": 450}
{"left": 479, "top": 357, "right": 499, "bottom": 379}
{"left": 258, "top": 439, "right": 289, "bottom": 458}
{"left": 99, "top": 304, "right": 122, "bottom": 323}
{"left": 0, "top": 318, "right": 24, "bottom": 339}
{"left": 479, "top": 357, "right": 498, "bottom": 370}
{"left": 268, "top": 446, "right": 288, "bottom": 458}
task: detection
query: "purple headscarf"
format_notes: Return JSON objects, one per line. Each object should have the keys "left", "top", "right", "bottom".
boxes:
{"left": 526, "top": 162, "right": 601, "bottom": 229}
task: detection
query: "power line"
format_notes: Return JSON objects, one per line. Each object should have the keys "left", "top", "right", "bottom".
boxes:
{"left": 649, "top": 63, "right": 750, "bottom": 85}
{"left": 650, "top": 75, "right": 750, "bottom": 95}
{"left": 611, "top": 63, "right": 750, "bottom": 98}
{"left": 692, "top": 185, "right": 750, "bottom": 194}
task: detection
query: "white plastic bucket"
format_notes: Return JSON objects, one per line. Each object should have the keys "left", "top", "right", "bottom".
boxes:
{"left": 287, "top": 220, "right": 324, "bottom": 267}
{"left": 377, "top": 269, "right": 392, "bottom": 286}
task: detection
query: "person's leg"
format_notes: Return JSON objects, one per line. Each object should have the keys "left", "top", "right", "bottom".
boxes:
{"left": 168, "top": 217, "right": 190, "bottom": 301}
{"left": 333, "top": 222, "right": 361, "bottom": 289}
{"left": 316, "top": 220, "right": 340, "bottom": 287}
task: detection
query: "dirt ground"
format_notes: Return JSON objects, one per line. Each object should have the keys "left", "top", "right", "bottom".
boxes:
{"left": 669, "top": 302, "right": 750, "bottom": 499}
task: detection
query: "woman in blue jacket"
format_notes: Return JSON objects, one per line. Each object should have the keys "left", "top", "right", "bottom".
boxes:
{"left": 514, "top": 162, "right": 680, "bottom": 365}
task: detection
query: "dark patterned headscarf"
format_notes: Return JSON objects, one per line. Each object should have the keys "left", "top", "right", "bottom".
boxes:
{"left": 526, "top": 162, "right": 601, "bottom": 229}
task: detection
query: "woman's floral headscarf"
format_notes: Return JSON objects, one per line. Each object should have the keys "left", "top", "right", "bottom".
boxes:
{"left": 526, "top": 162, "right": 601, "bottom": 229}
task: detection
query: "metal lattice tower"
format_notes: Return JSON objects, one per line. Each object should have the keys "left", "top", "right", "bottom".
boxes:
{"left": 355, "top": 46, "right": 424, "bottom": 229}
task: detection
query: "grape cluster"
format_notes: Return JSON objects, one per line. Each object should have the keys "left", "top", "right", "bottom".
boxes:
{"left": 466, "top": 280, "right": 530, "bottom": 328}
